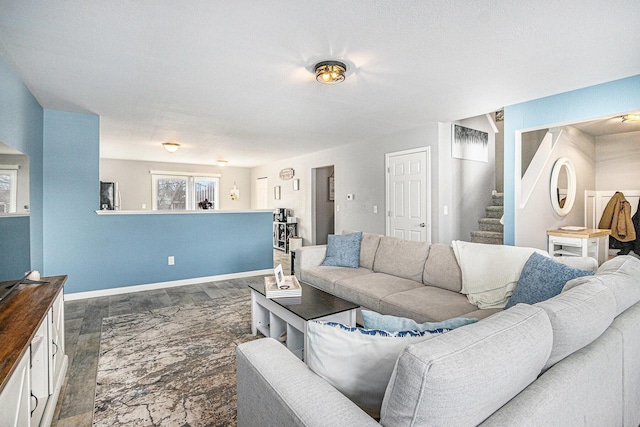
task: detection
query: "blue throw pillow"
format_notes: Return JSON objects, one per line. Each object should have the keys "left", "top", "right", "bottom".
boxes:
{"left": 504, "top": 253, "right": 594, "bottom": 309}
{"left": 361, "top": 309, "right": 477, "bottom": 332}
{"left": 321, "top": 232, "right": 362, "bottom": 268}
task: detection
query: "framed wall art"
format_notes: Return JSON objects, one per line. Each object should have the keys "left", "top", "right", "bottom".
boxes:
{"left": 452, "top": 124, "right": 488, "bottom": 162}
{"left": 328, "top": 176, "right": 335, "bottom": 201}
{"left": 274, "top": 185, "right": 281, "bottom": 200}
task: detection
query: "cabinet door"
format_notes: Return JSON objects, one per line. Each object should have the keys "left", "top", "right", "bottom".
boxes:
{"left": 0, "top": 350, "right": 31, "bottom": 427}
{"left": 48, "top": 291, "right": 65, "bottom": 395}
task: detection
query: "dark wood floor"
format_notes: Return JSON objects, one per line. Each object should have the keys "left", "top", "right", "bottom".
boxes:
{"left": 52, "top": 250, "right": 292, "bottom": 427}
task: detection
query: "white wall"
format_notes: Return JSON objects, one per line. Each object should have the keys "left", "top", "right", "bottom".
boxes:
{"left": 250, "top": 117, "right": 498, "bottom": 247}
{"left": 516, "top": 126, "right": 596, "bottom": 249}
{"left": 596, "top": 130, "right": 640, "bottom": 191}
{"left": 100, "top": 159, "right": 252, "bottom": 210}
{"left": 251, "top": 125, "right": 441, "bottom": 246}
{"left": 438, "top": 115, "right": 496, "bottom": 244}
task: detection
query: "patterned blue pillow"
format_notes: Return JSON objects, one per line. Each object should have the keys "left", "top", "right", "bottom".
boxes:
{"left": 504, "top": 253, "right": 594, "bottom": 309}
{"left": 361, "top": 309, "right": 477, "bottom": 332}
{"left": 321, "top": 232, "right": 362, "bottom": 268}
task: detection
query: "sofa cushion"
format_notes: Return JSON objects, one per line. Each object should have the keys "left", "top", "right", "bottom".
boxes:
{"left": 380, "top": 304, "right": 553, "bottom": 427}
{"left": 423, "top": 243, "right": 463, "bottom": 292}
{"left": 301, "top": 266, "right": 373, "bottom": 294}
{"left": 535, "top": 281, "right": 616, "bottom": 370}
{"left": 333, "top": 273, "right": 422, "bottom": 312}
{"left": 504, "top": 253, "right": 594, "bottom": 309}
{"left": 564, "top": 255, "right": 640, "bottom": 316}
{"left": 322, "top": 232, "right": 362, "bottom": 268}
{"left": 361, "top": 309, "right": 477, "bottom": 332}
{"left": 379, "top": 285, "right": 479, "bottom": 322}
{"left": 343, "top": 230, "right": 382, "bottom": 270}
{"left": 306, "top": 321, "right": 442, "bottom": 419}
{"left": 373, "top": 237, "right": 430, "bottom": 282}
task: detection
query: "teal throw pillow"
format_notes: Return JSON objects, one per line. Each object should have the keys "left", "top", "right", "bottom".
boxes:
{"left": 361, "top": 309, "right": 477, "bottom": 332}
{"left": 504, "top": 252, "right": 594, "bottom": 309}
{"left": 321, "top": 232, "right": 362, "bottom": 268}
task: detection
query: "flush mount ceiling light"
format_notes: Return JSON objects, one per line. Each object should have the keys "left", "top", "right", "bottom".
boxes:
{"left": 621, "top": 114, "right": 640, "bottom": 123}
{"left": 315, "top": 60, "right": 347, "bottom": 85}
{"left": 217, "top": 159, "right": 228, "bottom": 167}
{"left": 162, "top": 142, "right": 180, "bottom": 153}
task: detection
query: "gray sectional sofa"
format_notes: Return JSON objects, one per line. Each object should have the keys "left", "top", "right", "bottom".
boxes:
{"left": 237, "top": 254, "right": 640, "bottom": 426}
{"left": 293, "top": 231, "right": 595, "bottom": 322}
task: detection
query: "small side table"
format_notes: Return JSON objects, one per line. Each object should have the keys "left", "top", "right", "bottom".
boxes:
{"left": 547, "top": 228, "right": 611, "bottom": 265}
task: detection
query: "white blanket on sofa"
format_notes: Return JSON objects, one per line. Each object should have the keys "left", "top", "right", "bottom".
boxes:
{"left": 451, "top": 241, "right": 547, "bottom": 309}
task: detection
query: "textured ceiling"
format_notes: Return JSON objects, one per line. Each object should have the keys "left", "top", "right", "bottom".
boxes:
{"left": 1, "top": 1, "right": 639, "bottom": 167}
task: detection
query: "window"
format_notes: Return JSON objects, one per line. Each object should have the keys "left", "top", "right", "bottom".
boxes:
{"left": 151, "top": 172, "right": 220, "bottom": 210}
{"left": 0, "top": 168, "right": 18, "bottom": 213}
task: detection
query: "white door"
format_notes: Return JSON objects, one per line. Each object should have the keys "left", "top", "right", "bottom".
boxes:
{"left": 256, "top": 177, "right": 268, "bottom": 209}
{"left": 386, "top": 147, "right": 431, "bottom": 242}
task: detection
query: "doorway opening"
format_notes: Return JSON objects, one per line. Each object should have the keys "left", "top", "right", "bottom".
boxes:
{"left": 312, "top": 165, "right": 335, "bottom": 245}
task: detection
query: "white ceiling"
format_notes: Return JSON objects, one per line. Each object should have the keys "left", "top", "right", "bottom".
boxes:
{"left": 1, "top": 1, "right": 639, "bottom": 167}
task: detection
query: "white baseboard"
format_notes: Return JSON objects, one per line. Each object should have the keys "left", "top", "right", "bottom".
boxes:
{"left": 64, "top": 269, "right": 272, "bottom": 301}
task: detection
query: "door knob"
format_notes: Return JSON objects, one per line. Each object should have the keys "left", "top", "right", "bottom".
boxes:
{"left": 419, "top": 223, "right": 426, "bottom": 227}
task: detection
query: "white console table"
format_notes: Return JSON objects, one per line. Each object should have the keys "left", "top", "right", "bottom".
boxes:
{"left": 547, "top": 228, "right": 611, "bottom": 265}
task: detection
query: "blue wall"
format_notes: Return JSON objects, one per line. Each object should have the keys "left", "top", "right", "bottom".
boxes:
{"left": 42, "top": 110, "right": 272, "bottom": 293}
{"left": 0, "top": 54, "right": 44, "bottom": 276}
{"left": 503, "top": 74, "right": 640, "bottom": 245}
{"left": 0, "top": 216, "right": 30, "bottom": 280}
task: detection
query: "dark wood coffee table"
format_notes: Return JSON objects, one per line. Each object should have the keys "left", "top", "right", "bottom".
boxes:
{"left": 249, "top": 280, "right": 359, "bottom": 361}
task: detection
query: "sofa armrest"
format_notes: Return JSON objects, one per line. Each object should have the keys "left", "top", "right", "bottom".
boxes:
{"left": 293, "top": 245, "right": 327, "bottom": 277}
{"left": 553, "top": 256, "right": 598, "bottom": 271}
{"left": 236, "top": 338, "right": 378, "bottom": 427}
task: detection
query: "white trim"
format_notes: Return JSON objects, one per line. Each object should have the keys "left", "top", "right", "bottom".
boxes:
{"left": 0, "top": 164, "right": 19, "bottom": 170}
{"left": 0, "top": 213, "right": 29, "bottom": 218}
{"left": 95, "top": 209, "right": 271, "bottom": 215}
{"left": 64, "top": 268, "right": 273, "bottom": 300}
{"left": 149, "top": 170, "right": 221, "bottom": 178}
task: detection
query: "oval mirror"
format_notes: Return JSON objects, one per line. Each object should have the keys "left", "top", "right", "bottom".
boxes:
{"left": 550, "top": 157, "right": 576, "bottom": 216}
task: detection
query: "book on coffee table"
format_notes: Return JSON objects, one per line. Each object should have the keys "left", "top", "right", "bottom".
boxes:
{"left": 264, "top": 264, "right": 302, "bottom": 298}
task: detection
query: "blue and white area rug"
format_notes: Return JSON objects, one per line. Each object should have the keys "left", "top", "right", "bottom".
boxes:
{"left": 93, "top": 294, "right": 255, "bottom": 426}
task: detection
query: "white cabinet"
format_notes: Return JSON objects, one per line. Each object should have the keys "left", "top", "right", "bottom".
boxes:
{"left": 48, "top": 291, "right": 65, "bottom": 396}
{"left": 547, "top": 228, "right": 611, "bottom": 265}
{"left": 0, "top": 277, "right": 67, "bottom": 427}
{"left": 0, "top": 350, "right": 31, "bottom": 427}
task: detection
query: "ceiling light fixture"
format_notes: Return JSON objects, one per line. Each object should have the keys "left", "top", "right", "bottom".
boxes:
{"left": 162, "top": 142, "right": 180, "bottom": 153}
{"left": 621, "top": 114, "right": 640, "bottom": 123}
{"left": 217, "top": 159, "right": 228, "bottom": 167}
{"left": 315, "top": 60, "right": 347, "bottom": 85}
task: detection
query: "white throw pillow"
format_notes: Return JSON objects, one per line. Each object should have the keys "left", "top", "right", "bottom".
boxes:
{"left": 306, "top": 321, "right": 442, "bottom": 418}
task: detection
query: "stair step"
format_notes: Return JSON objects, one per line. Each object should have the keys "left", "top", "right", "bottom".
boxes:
{"left": 478, "top": 218, "right": 504, "bottom": 232}
{"left": 470, "top": 231, "right": 504, "bottom": 245}
{"left": 492, "top": 193, "right": 504, "bottom": 206}
{"left": 485, "top": 205, "right": 504, "bottom": 218}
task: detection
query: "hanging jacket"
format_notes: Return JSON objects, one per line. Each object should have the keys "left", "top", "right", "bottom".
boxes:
{"left": 598, "top": 192, "right": 636, "bottom": 242}
{"left": 633, "top": 199, "right": 640, "bottom": 254}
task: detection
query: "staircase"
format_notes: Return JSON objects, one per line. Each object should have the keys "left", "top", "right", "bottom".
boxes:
{"left": 470, "top": 193, "right": 504, "bottom": 245}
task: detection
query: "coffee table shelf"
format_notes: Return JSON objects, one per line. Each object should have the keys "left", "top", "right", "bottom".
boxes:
{"left": 249, "top": 280, "right": 358, "bottom": 361}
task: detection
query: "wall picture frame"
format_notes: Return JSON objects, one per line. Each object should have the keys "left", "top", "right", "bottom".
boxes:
{"left": 452, "top": 124, "right": 489, "bottom": 162}
{"left": 293, "top": 179, "right": 300, "bottom": 191}
{"left": 328, "top": 176, "right": 335, "bottom": 201}
{"left": 274, "top": 185, "right": 281, "bottom": 200}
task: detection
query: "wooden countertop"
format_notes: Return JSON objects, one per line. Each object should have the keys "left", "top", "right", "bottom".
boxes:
{"left": 546, "top": 228, "right": 611, "bottom": 238}
{"left": 0, "top": 275, "right": 66, "bottom": 394}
